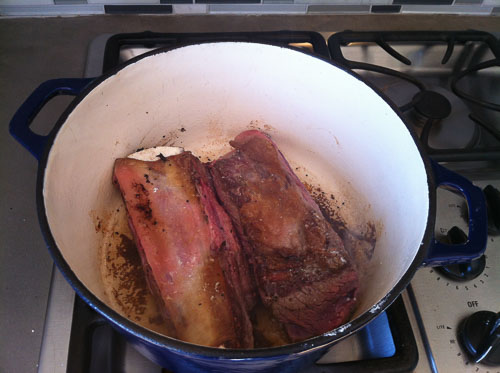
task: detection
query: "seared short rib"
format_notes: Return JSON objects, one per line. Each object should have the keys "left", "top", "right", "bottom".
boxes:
{"left": 210, "top": 130, "right": 359, "bottom": 341}
{"left": 113, "top": 152, "right": 254, "bottom": 348}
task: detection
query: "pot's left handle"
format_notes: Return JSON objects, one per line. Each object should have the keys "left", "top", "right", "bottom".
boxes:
{"left": 422, "top": 161, "right": 488, "bottom": 266}
{"left": 9, "top": 78, "right": 94, "bottom": 160}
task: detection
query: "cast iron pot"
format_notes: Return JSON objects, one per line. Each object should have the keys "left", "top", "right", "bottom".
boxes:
{"left": 10, "top": 42, "right": 487, "bottom": 373}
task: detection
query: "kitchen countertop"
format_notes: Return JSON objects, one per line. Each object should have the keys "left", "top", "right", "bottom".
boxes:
{"left": 1, "top": 14, "right": 499, "bottom": 373}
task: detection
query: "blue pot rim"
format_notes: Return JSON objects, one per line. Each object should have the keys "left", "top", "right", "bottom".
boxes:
{"left": 35, "top": 40, "right": 436, "bottom": 359}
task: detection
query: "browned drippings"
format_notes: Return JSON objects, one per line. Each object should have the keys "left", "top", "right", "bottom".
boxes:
{"left": 306, "top": 183, "right": 377, "bottom": 283}
{"left": 100, "top": 211, "right": 173, "bottom": 336}
{"left": 111, "top": 234, "right": 149, "bottom": 315}
{"left": 247, "top": 120, "right": 275, "bottom": 133}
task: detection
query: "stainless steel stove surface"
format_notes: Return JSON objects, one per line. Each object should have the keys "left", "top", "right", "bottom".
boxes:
{"left": 37, "top": 31, "right": 500, "bottom": 373}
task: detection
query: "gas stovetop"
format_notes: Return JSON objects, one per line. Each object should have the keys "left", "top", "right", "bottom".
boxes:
{"left": 38, "top": 30, "right": 500, "bottom": 373}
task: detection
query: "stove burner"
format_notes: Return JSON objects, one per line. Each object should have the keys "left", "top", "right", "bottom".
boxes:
{"left": 327, "top": 31, "right": 500, "bottom": 163}
{"left": 413, "top": 90, "right": 452, "bottom": 120}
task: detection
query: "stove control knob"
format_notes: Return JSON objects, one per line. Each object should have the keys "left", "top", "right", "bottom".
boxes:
{"left": 458, "top": 311, "right": 500, "bottom": 366}
{"left": 436, "top": 226, "right": 486, "bottom": 281}
{"left": 484, "top": 185, "right": 500, "bottom": 235}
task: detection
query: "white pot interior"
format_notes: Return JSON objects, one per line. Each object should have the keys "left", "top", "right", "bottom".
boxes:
{"left": 43, "top": 43, "right": 429, "bottom": 340}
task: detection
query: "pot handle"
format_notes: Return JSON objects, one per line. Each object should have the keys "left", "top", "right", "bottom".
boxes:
{"left": 9, "top": 78, "right": 94, "bottom": 160}
{"left": 422, "top": 161, "right": 488, "bottom": 266}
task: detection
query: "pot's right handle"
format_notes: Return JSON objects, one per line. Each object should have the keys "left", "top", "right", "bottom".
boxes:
{"left": 9, "top": 78, "right": 94, "bottom": 160}
{"left": 422, "top": 161, "right": 488, "bottom": 266}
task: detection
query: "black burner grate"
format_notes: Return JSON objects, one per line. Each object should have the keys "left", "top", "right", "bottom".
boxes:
{"left": 102, "top": 30, "right": 330, "bottom": 74}
{"left": 328, "top": 31, "right": 500, "bottom": 162}
{"left": 66, "top": 295, "right": 417, "bottom": 373}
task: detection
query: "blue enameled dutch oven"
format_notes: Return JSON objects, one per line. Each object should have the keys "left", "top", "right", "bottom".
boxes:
{"left": 10, "top": 42, "right": 487, "bottom": 372}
